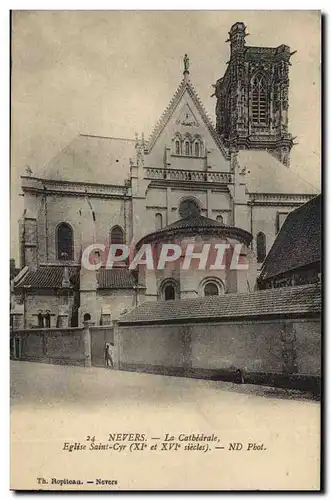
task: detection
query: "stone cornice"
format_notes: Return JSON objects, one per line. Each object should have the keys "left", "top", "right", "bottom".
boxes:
{"left": 21, "top": 175, "right": 130, "bottom": 199}
{"left": 147, "top": 179, "right": 231, "bottom": 192}
{"left": 144, "top": 167, "right": 233, "bottom": 184}
{"left": 138, "top": 223, "right": 252, "bottom": 248}
{"left": 248, "top": 193, "right": 316, "bottom": 205}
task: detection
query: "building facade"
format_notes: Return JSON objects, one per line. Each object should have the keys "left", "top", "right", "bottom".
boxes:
{"left": 13, "top": 23, "right": 318, "bottom": 329}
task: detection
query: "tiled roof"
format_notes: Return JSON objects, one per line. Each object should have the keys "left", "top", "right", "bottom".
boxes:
{"left": 14, "top": 266, "right": 80, "bottom": 289}
{"left": 36, "top": 134, "right": 135, "bottom": 185}
{"left": 259, "top": 195, "right": 321, "bottom": 281}
{"left": 119, "top": 284, "right": 321, "bottom": 325}
{"left": 97, "top": 268, "right": 137, "bottom": 289}
{"left": 14, "top": 265, "right": 138, "bottom": 290}
{"left": 138, "top": 214, "right": 252, "bottom": 247}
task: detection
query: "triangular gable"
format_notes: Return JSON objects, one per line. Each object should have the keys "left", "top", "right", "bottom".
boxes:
{"left": 146, "top": 78, "right": 229, "bottom": 159}
{"left": 175, "top": 103, "right": 200, "bottom": 127}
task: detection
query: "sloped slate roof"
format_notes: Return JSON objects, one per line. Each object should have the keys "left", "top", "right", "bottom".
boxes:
{"left": 36, "top": 134, "right": 135, "bottom": 185}
{"left": 119, "top": 283, "right": 321, "bottom": 325}
{"left": 15, "top": 266, "right": 80, "bottom": 289}
{"left": 238, "top": 150, "right": 319, "bottom": 195}
{"left": 259, "top": 195, "right": 321, "bottom": 281}
{"left": 97, "top": 268, "right": 137, "bottom": 289}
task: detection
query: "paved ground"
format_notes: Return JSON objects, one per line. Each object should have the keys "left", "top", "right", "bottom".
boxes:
{"left": 10, "top": 361, "right": 320, "bottom": 491}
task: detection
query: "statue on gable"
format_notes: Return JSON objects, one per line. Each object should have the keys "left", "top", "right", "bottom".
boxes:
{"left": 183, "top": 54, "right": 189, "bottom": 73}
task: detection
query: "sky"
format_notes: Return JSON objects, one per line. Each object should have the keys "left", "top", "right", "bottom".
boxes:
{"left": 10, "top": 10, "right": 321, "bottom": 260}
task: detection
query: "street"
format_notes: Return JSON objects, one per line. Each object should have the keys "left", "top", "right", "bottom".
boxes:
{"left": 11, "top": 361, "right": 320, "bottom": 490}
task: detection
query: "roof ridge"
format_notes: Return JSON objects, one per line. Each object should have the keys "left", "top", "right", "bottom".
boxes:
{"left": 138, "top": 282, "right": 320, "bottom": 306}
{"left": 36, "top": 134, "right": 80, "bottom": 178}
{"left": 146, "top": 78, "right": 187, "bottom": 151}
{"left": 79, "top": 133, "right": 135, "bottom": 142}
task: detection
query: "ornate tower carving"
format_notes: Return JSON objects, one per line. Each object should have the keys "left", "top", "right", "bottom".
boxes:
{"left": 214, "top": 22, "right": 296, "bottom": 166}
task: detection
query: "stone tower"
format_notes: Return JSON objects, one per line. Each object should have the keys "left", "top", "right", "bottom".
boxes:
{"left": 214, "top": 22, "right": 295, "bottom": 166}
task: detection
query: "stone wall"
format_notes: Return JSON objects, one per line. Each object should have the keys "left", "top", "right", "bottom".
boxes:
{"left": 11, "top": 322, "right": 115, "bottom": 369}
{"left": 10, "top": 324, "right": 90, "bottom": 366}
{"left": 95, "top": 290, "right": 138, "bottom": 324}
{"left": 23, "top": 292, "right": 75, "bottom": 329}
{"left": 116, "top": 317, "right": 321, "bottom": 391}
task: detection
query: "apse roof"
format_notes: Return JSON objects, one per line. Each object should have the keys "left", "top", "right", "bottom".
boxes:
{"left": 137, "top": 214, "right": 252, "bottom": 247}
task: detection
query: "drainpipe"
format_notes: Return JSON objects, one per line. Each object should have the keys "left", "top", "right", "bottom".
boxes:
{"left": 249, "top": 200, "right": 254, "bottom": 250}
{"left": 43, "top": 186, "right": 49, "bottom": 262}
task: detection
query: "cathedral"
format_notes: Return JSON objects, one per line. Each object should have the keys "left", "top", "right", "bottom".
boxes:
{"left": 12, "top": 22, "right": 318, "bottom": 329}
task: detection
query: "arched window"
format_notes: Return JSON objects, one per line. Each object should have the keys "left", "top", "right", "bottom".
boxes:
{"left": 44, "top": 312, "right": 51, "bottom": 328}
{"left": 216, "top": 215, "right": 224, "bottom": 224}
{"left": 256, "top": 232, "right": 266, "bottom": 263}
{"left": 83, "top": 313, "right": 91, "bottom": 321}
{"left": 110, "top": 225, "right": 124, "bottom": 245}
{"left": 185, "top": 141, "right": 190, "bottom": 156}
{"left": 200, "top": 277, "right": 224, "bottom": 297}
{"left": 204, "top": 282, "right": 219, "bottom": 296}
{"left": 160, "top": 279, "right": 179, "bottom": 301}
{"left": 179, "top": 198, "right": 201, "bottom": 218}
{"left": 175, "top": 140, "right": 180, "bottom": 155}
{"left": 194, "top": 142, "right": 200, "bottom": 157}
{"left": 37, "top": 312, "right": 44, "bottom": 328}
{"left": 57, "top": 222, "right": 74, "bottom": 260}
{"left": 252, "top": 74, "right": 267, "bottom": 125}
{"left": 164, "top": 284, "right": 175, "bottom": 301}
{"left": 155, "top": 213, "right": 163, "bottom": 230}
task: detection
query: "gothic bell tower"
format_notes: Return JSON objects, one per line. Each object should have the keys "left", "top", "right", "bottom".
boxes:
{"left": 214, "top": 22, "right": 296, "bottom": 166}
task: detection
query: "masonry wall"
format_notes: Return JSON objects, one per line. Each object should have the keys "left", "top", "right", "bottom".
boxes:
{"left": 293, "top": 320, "right": 321, "bottom": 376}
{"left": 36, "top": 194, "right": 127, "bottom": 263}
{"left": 250, "top": 204, "right": 303, "bottom": 258}
{"left": 23, "top": 292, "right": 75, "bottom": 329}
{"left": 146, "top": 90, "right": 230, "bottom": 173}
{"left": 11, "top": 324, "right": 115, "bottom": 368}
{"left": 95, "top": 290, "right": 138, "bottom": 324}
{"left": 11, "top": 327, "right": 86, "bottom": 366}
{"left": 117, "top": 317, "right": 321, "bottom": 388}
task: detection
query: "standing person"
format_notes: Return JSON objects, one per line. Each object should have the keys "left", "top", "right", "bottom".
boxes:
{"left": 104, "top": 343, "right": 114, "bottom": 369}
